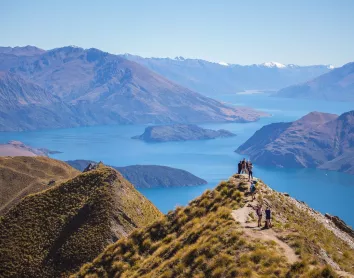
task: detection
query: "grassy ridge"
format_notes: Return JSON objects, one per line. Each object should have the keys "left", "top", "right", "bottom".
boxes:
{"left": 0, "top": 165, "right": 162, "bottom": 277}
{"left": 75, "top": 175, "right": 354, "bottom": 278}
{"left": 0, "top": 156, "right": 79, "bottom": 215}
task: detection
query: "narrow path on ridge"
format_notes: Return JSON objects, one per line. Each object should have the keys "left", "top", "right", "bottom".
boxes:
{"left": 231, "top": 201, "right": 299, "bottom": 264}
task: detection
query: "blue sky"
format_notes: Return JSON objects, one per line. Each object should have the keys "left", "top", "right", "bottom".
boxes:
{"left": 1, "top": 0, "right": 353, "bottom": 66}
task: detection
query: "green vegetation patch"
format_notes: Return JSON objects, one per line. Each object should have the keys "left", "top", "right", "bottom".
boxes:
{"left": 0, "top": 166, "right": 161, "bottom": 278}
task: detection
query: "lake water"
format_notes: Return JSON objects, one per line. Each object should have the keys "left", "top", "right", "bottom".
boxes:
{"left": 1, "top": 94, "right": 353, "bottom": 227}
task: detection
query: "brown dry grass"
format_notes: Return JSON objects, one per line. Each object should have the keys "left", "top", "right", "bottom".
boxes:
{"left": 0, "top": 156, "right": 79, "bottom": 215}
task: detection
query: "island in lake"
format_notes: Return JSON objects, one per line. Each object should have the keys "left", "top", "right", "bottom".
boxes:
{"left": 132, "top": 124, "right": 236, "bottom": 142}
{"left": 65, "top": 160, "right": 207, "bottom": 188}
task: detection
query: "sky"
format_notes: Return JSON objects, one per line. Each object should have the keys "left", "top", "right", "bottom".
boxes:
{"left": 1, "top": 0, "right": 353, "bottom": 66}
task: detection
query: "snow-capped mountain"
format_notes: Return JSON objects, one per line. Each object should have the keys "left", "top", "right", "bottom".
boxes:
{"left": 259, "top": 62, "right": 286, "bottom": 68}
{"left": 123, "top": 54, "right": 332, "bottom": 96}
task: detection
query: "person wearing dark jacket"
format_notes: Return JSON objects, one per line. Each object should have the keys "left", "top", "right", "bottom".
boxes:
{"left": 238, "top": 161, "right": 242, "bottom": 174}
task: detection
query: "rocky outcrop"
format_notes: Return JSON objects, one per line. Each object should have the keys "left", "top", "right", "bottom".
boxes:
{"left": 237, "top": 111, "right": 354, "bottom": 174}
{"left": 132, "top": 124, "right": 236, "bottom": 142}
{"left": 66, "top": 160, "right": 207, "bottom": 188}
{"left": 325, "top": 214, "right": 354, "bottom": 238}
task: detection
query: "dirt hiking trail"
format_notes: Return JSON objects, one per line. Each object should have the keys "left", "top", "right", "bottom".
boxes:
{"left": 231, "top": 201, "right": 299, "bottom": 264}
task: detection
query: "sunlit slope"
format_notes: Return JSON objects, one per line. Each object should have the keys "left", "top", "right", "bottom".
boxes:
{"left": 0, "top": 165, "right": 162, "bottom": 277}
{"left": 0, "top": 156, "right": 79, "bottom": 215}
{"left": 76, "top": 175, "right": 354, "bottom": 278}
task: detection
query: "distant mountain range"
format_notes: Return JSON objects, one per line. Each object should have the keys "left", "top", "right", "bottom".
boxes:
{"left": 276, "top": 62, "right": 354, "bottom": 101}
{"left": 123, "top": 54, "right": 332, "bottom": 96}
{"left": 237, "top": 111, "right": 354, "bottom": 174}
{"left": 0, "top": 46, "right": 267, "bottom": 131}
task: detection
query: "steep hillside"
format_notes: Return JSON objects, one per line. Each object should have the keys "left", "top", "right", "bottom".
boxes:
{"left": 0, "top": 71, "right": 86, "bottom": 131}
{"left": 237, "top": 111, "right": 354, "bottom": 174}
{"left": 132, "top": 124, "right": 235, "bottom": 142}
{"left": 0, "top": 46, "right": 268, "bottom": 131}
{"left": 276, "top": 62, "right": 354, "bottom": 101}
{"left": 0, "top": 156, "right": 79, "bottom": 215}
{"left": 66, "top": 160, "right": 207, "bottom": 188}
{"left": 0, "top": 164, "right": 162, "bottom": 277}
{"left": 124, "top": 54, "right": 331, "bottom": 96}
{"left": 76, "top": 174, "right": 354, "bottom": 277}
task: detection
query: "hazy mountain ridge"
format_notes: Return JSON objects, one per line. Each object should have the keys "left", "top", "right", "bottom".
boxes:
{"left": 276, "top": 62, "right": 354, "bottom": 101}
{"left": 123, "top": 54, "right": 332, "bottom": 95}
{"left": 0, "top": 46, "right": 267, "bottom": 130}
{"left": 237, "top": 111, "right": 354, "bottom": 174}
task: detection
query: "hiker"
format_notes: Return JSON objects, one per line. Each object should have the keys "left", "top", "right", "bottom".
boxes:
{"left": 250, "top": 181, "right": 256, "bottom": 201}
{"left": 241, "top": 158, "right": 247, "bottom": 174}
{"left": 253, "top": 204, "right": 263, "bottom": 227}
{"left": 238, "top": 161, "right": 242, "bottom": 174}
{"left": 248, "top": 161, "right": 253, "bottom": 181}
{"left": 265, "top": 206, "right": 272, "bottom": 228}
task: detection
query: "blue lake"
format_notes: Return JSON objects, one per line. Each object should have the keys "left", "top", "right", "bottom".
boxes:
{"left": 1, "top": 94, "right": 353, "bottom": 226}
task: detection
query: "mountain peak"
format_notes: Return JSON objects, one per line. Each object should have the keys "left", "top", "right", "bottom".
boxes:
{"left": 260, "top": 61, "right": 286, "bottom": 68}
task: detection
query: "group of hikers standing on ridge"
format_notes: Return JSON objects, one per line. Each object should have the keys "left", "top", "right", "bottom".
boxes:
{"left": 237, "top": 158, "right": 253, "bottom": 181}
{"left": 237, "top": 158, "right": 272, "bottom": 229}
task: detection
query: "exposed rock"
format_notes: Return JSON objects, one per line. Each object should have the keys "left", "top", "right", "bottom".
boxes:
{"left": 83, "top": 162, "right": 100, "bottom": 172}
{"left": 66, "top": 160, "right": 207, "bottom": 188}
{"left": 325, "top": 214, "right": 354, "bottom": 238}
{"left": 132, "top": 124, "right": 236, "bottom": 142}
{"left": 237, "top": 111, "right": 354, "bottom": 175}
{"left": 48, "top": 180, "right": 56, "bottom": 186}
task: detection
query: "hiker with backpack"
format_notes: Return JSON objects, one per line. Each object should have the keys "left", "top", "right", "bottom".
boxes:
{"left": 253, "top": 204, "right": 263, "bottom": 227}
{"left": 265, "top": 206, "right": 272, "bottom": 228}
{"left": 250, "top": 181, "right": 257, "bottom": 201}
{"left": 248, "top": 161, "right": 253, "bottom": 181}
{"left": 241, "top": 158, "right": 247, "bottom": 174}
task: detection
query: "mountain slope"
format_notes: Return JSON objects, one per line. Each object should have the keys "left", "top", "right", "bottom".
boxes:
{"left": 0, "top": 156, "right": 79, "bottom": 215}
{"left": 276, "top": 62, "right": 354, "bottom": 101}
{"left": 0, "top": 46, "right": 268, "bottom": 130}
{"left": 237, "top": 111, "right": 354, "bottom": 174}
{"left": 0, "top": 71, "right": 87, "bottom": 131}
{"left": 76, "top": 174, "right": 354, "bottom": 277}
{"left": 65, "top": 160, "right": 207, "bottom": 188}
{"left": 124, "top": 54, "right": 331, "bottom": 95}
{"left": 0, "top": 163, "right": 162, "bottom": 277}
